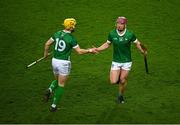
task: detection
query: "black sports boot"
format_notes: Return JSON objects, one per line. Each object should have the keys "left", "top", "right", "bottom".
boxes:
{"left": 117, "top": 95, "right": 125, "bottom": 104}
{"left": 50, "top": 106, "right": 57, "bottom": 112}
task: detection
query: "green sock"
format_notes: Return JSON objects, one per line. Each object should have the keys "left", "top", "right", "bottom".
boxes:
{"left": 52, "top": 85, "right": 64, "bottom": 106}
{"left": 49, "top": 80, "right": 58, "bottom": 92}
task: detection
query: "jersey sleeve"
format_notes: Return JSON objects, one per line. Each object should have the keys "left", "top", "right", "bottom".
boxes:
{"left": 71, "top": 37, "right": 79, "bottom": 48}
{"left": 107, "top": 32, "right": 113, "bottom": 43}
{"left": 50, "top": 32, "right": 57, "bottom": 42}
{"left": 130, "top": 32, "right": 138, "bottom": 43}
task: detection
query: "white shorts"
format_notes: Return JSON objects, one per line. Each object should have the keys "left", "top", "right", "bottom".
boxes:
{"left": 52, "top": 58, "right": 71, "bottom": 76}
{"left": 111, "top": 61, "right": 132, "bottom": 71}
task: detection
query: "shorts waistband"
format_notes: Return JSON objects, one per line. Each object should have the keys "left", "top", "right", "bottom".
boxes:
{"left": 112, "top": 61, "right": 132, "bottom": 64}
{"left": 52, "top": 58, "right": 71, "bottom": 63}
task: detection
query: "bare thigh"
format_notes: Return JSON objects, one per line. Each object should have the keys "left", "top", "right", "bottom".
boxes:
{"left": 120, "top": 69, "right": 129, "bottom": 84}
{"left": 110, "top": 70, "right": 120, "bottom": 84}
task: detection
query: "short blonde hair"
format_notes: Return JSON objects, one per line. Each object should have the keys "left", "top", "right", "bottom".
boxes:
{"left": 63, "top": 18, "right": 76, "bottom": 30}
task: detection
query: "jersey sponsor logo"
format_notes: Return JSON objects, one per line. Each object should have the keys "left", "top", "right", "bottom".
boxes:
{"left": 119, "top": 37, "right": 123, "bottom": 41}
{"left": 118, "top": 37, "right": 128, "bottom": 43}
{"left": 113, "top": 37, "right": 118, "bottom": 41}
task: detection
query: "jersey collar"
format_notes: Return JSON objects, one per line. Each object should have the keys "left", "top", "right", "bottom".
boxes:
{"left": 63, "top": 30, "right": 71, "bottom": 33}
{"left": 116, "top": 28, "right": 126, "bottom": 36}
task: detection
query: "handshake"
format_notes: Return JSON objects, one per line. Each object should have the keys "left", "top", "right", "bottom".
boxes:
{"left": 87, "top": 46, "right": 99, "bottom": 54}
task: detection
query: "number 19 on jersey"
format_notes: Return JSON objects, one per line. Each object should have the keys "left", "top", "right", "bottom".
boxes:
{"left": 55, "top": 38, "right": 66, "bottom": 52}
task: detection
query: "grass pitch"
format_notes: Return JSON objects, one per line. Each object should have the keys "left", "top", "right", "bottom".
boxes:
{"left": 0, "top": 0, "right": 180, "bottom": 123}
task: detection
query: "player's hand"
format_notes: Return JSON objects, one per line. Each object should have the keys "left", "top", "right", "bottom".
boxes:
{"left": 92, "top": 47, "right": 99, "bottom": 54}
{"left": 144, "top": 51, "right": 148, "bottom": 56}
{"left": 140, "top": 43, "right": 147, "bottom": 56}
{"left": 92, "top": 45, "right": 100, "bottom": 53}
{"left": 142, "top": 50, "right": 147, "bottom": 56}
{"left": 88, "top": 47, "right": 99, "bottom": 54}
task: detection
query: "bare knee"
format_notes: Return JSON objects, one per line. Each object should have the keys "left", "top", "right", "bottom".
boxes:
{"left": 58, "top": 81, "right": 64, "bottom": 86}
{"left": 120, "top": 78, "right": 126, "bottom": 85}
{"left": 58, "top": 78, "right": 66, "bottom": 86}
{"left": 110, "top": 79, "right": 118, "bottom": 85}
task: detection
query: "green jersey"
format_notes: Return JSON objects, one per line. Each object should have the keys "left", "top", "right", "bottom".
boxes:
{"left": 108, "top": 29, "right": 137, "bottom": 63}
{"left": 51, "top": 30, "right": 78, "bottom": 60}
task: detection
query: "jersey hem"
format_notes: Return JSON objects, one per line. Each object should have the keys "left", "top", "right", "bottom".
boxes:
{"left": 73, "top": 44, "right": 79, "bottom": 49}
{"left": 112, "top": 60, "right": 132, "bottom": 63}
{"left": 107, "top": 40, "right": 111, "bottom": 44}
{"left": 133, "top": 39, "right": 138, "bottom": 43}
{"left": 50, "top": 37, "right": 54, "bottom": 41}
{"left": 52, "top": 57, "right": 71, "bottom": 62}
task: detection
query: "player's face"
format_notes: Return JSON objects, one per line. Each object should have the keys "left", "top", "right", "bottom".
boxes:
{"left": 70, "top": 25, "right": 76, "bottom": 33}
{"left": 71, "top": 27, "right": 75, "bottom": 32}
{"left": 116, "top": 23, "right": 125, "bottom": 32}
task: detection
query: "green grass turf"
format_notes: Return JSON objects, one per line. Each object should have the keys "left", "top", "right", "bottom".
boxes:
{"left": 0, "top": 0, "right": 180, "bottom": 123}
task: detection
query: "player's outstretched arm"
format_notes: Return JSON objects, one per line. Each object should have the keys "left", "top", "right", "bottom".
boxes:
{"left": 44, "top": 39, "right": 54, "bottom": 58}
{"left": 74, "top": 46, "right": 98, "bottom": 55}
{"left": 95, "top": 41, "right": 111, "bottom": 52}
{"left": 135, "top": 40, "right": 147, "bottom": 55}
